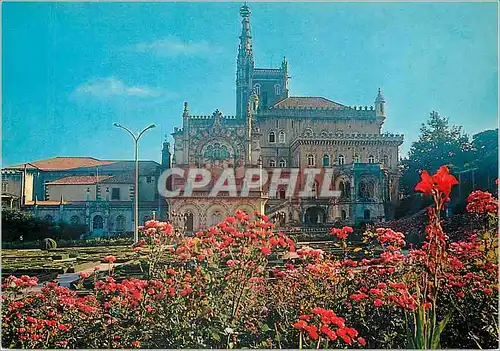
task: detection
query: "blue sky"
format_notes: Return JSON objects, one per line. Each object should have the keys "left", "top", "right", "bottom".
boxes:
{"left": 2, "top": 2, "right": 498, "bottom": 166}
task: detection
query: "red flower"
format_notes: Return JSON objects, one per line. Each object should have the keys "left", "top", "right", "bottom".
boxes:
{"left": 342, "top": 226, "right": 353, "bottom": 233}
{"left": 415, "top": 170, "right": 434, "bottom": 195}
{"left": 304, "top": 325, "right": 319, "bottom": 340}
{"left": 293, "top": 320, "right": 307, "bottom": 329}
{"left": 374, "top": 299, "right": 384, "bottom": 307}
{"left": 433, "top": 166, "right": 459, "bottom": 197}
{"left": 261, "top": 247, "right": 271, "bottom": 255}
{"left": 131, "top": 341, "right": 141, "bottom": 348}
{"left": 103, "top": 255, "right": 116, "bottom": 263}
{"left": 349, "top": 292, "right": 369, "bottom": 302}
{"left": 357, "top": 337, "right": 367, "bottom": 346}
{"left": 269, "top": 237, "right": 279, "bottom": 247}
{"left": 415, "top": 166, "right": 458, "bottom": 200}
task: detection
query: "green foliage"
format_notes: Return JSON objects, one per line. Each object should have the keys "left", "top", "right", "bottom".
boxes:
{"left": 400, "top": 111, "right": 472, "bottom": 196}
{"left": 1, "top": 209, "right": 87, "bottom": 242}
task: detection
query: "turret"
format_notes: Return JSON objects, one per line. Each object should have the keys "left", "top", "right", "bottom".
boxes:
{"left": 161, "top": 138, "right": 171, "bottom": 170}
{"left": 375, "top": 88, "right": 386, "bottom": 118}
{"left": 281, "top": 56, "right": 290, "bottom": 97}
{"left": 182, "top": 102, "right": 190, "bottom": 164}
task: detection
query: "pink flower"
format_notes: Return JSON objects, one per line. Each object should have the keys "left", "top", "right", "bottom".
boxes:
{"left": 79, "top": 272, "right": 90, "bottom": 279}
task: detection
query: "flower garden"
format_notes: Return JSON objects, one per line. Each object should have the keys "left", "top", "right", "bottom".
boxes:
{"left": 1, "top": 166, "right": 498, "bottom": 349}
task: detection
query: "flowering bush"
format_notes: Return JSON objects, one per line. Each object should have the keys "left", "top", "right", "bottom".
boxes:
{"left": 1, "top": 167, "right": 498, "bottom": 349}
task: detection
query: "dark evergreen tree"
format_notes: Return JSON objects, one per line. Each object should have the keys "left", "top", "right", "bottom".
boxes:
{"left": 400, "top": 111, "right": 472, "bottom": 196}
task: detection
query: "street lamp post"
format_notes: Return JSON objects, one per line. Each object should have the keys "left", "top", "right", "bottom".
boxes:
{"left": 113, "top": 122, "right": 156, "bottom": 243}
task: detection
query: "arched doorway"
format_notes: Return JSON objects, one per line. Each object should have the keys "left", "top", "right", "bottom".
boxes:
{"left": 341, "top": 209, "right": 347, "bottom": 220}
{"left": 115, "top": 215, "right": 126, "bottom": 232}
{"left": 92, "top": 215, "right": 104, "bottom": 236}
{"left": 364, "top": 209, "right": 371, "bottom": 220}
{"left": 304, "top": 207, "right": 327, "bottom": 226}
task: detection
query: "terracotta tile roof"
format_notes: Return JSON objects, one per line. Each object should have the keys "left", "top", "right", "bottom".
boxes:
{"left": 100, "top": 172, "right": 134, "bottom": 184}
{"left": 7, "top": 157, "right": 114, "bottom": 171}
{"left": 46, "top": 175, "right": 113, "bottom": 185}
{"left": 273, "top": 97, "right": 345, "bottom": 109}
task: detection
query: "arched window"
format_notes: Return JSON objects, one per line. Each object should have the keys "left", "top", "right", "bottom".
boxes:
{"left": 307, "top": 154, "right": 315, "bottom": 166}
{"left": 340, "top": 181, "right": 351, "bottom": 198}
{"left": 353, "top": 154, "right": 360, "bottom": 163}
{"left": 211, "top": 211, "right": 222, "bottom": 226}
{"left": 364, "top": 209, "right": 371, "bottom": 220}
{"left": 115, "top": 215, "right": 126, "bottom": 232}
{"left": 322, "top": 154, "right": 330, "bottom": 167}
{"left": 70, "top": 215, "right": 80, "bottom": 225}
{"left": 93, "top": 215, "right": 104, "bottom": 230}
{"left": 253, "top": 84, "right": 261, "bottom": 95}
{"left": 44, "top": 215, "right": 53, "bottom": 222}
{"left": 278, "top": 131, "right": 286, "bottom": 143}
{"left": 358, "top": 179, "right": 375, "bottom": 199}
{"left": 341, "top": 210, "right": 347, "bottom": 220}
{"left": 269, "top": 159, "right": 276, "bottom": 167}
{"left": 383, "top": 155, "right": 390, "bottom": 167}
{"left": 338, "top": 155, "right": 345, "bottom": 165}
{"left": 268, "top": 131, "right": 276, "bottom": 143}
{"left": 279, "top": 158, "right": 286, "bottom": 168}
{"left": 278, "top": 186, "right": 286, "bottom": 199}
{"left": 185, "top": 212, "right": 194, "bottom": 232}
{"left": 368, "top": 155, "right": 375, "bottom": 163}
{"left": 274, "top": 84, "right": 281, "bottom": 96}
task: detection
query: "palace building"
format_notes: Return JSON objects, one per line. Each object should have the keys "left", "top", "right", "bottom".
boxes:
{"left": 167, "top": 4, "right": 404, "bottom": 231}
{"left": 2, "top": 157, "right": 163, "bottom": 236}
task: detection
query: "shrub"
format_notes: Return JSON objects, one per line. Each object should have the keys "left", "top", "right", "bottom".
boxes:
{"left": 41, "top": 238, "right": 57, "bottom": 250}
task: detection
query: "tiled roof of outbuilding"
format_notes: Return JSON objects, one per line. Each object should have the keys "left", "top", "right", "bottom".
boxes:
{"left": 46, "top": 175, "right": 113, "bottom": 185}
{"left": 6, "top": 157, "right": 114, "bottom": 171}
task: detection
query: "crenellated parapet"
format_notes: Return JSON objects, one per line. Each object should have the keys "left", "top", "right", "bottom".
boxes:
{"left": 258, "top": 106, "right": 379, "bottom": 120}
{"left": 188, "top": 115, "right": 238, "bottom": 120}
{"left": 290, "top": 132, "right": 404, "bottom": 147}
{"left": 253, "top": 68, "right": 285, "bottom": 76}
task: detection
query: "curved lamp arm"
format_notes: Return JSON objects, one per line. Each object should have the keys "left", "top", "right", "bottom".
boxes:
{"left": 113, "top": 123, "right": 137, "bottom": 141}
{"left": 137, "top": 124, "right": 157, "bottom": 140}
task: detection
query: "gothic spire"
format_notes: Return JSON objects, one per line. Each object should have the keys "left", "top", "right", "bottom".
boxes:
{"left": 238, "top": 3, "right": 253, "bottom": 58}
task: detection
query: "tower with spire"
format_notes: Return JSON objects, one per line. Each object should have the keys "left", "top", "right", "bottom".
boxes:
{"left": 235, "top": 4, "right": 289, "bottom": 119}
{"left": 236, "top": 4, "right": 254, "bottom": 119}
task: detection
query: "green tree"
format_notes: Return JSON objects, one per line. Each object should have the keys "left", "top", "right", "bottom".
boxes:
{"left": 400, "top": 111, "right": 471, "bottom": 196}
{"left": 469, "top": 129, "right": 498, "bottom": 191}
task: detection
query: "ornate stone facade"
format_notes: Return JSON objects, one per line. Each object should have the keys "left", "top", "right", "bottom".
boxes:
{"left": 168, "top": 4, "right": 403, "bottom": 231}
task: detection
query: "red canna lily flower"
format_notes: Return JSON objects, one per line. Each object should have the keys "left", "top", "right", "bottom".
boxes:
{"left": 415, "top": 170, "right": 434, "bottom": 195}
{"left": 415, "top": 166, "right": 458, "bottom": 200}
{"left": 433, "top": 166, "right": 459, "bottom": 197}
